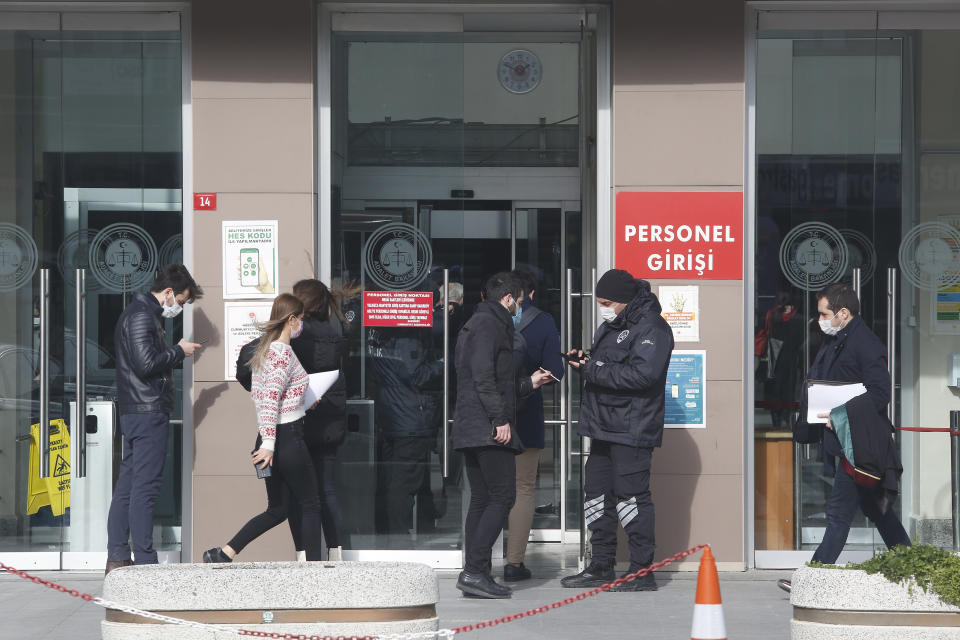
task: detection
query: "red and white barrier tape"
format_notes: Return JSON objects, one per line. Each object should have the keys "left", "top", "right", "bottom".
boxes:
{"left": 0, "top": 544, "right": 706, "bottom": 639}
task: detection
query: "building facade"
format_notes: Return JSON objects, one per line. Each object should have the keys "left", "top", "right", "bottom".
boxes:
{"left": 0, "top": 0, "right": 955, "bottom": 572}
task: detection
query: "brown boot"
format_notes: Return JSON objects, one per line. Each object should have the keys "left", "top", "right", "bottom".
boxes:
{"left": 105, "top": 559, "right": 133, "bottom": 576}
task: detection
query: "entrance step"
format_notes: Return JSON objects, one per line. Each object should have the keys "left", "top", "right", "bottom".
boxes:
{"left": 101, "top": 561, "right": 439, "bottom": 639}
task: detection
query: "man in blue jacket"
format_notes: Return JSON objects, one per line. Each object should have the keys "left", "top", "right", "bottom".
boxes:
{"left": 504, "top": 270, "right": 564, "bottom": 582}
{"left": 561, "top": 269, "right": 674, "bottom": 592}
{"left": 778, "top": 283, "right": 910, "bottom": 592}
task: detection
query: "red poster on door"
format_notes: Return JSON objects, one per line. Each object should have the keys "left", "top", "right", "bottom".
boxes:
{"left": 615, "top": 191, "right": 743, "bottom": 280}
{"left": 363, "top": 291, "right": 434, "bottom": 328}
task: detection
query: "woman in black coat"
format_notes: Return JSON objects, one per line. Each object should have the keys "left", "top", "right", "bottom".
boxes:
{"left": 288, "top": 278, "right": 351, "bottom": 560}
{"left": 452, "top": 272, "right": 553, "bottom": 599}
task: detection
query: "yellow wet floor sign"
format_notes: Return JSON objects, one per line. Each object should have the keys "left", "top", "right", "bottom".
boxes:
{"left": 27, "top": 419, "right": 71, "bottom": 517}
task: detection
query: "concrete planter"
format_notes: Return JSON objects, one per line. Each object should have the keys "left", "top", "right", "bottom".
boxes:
{"left": 100, "top": 561, "right": 439, "bottom": 639}
{"left": 791, "top": 565, "right": 960, "bottom": 639}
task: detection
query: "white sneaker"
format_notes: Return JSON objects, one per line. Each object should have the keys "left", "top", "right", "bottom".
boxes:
{"left": 327, "top": 546, "right": 342, "bottom": 561}
{"left": 296, "top": 550, "right": 307, "bottom": 562}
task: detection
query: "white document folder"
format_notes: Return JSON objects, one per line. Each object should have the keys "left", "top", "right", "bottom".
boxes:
{"left": 304, "top": 370, "right": 340, "bottom": 408}
{"left": 805, "top": 380, "right": 867, "bottom": 423}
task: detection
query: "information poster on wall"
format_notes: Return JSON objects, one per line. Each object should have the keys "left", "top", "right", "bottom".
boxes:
{"left": 659, "top": 285, "right": 699, "bottom": 342}
{"left": 224, "top": 302, "right": 272, "bottom": 380}
{"left": 222, "top": 220, "right": 278, "bottom": 299}
{"left": 934, "top": 215, "right": 960, "bottom": 335}
{"left": 363, "top": 291, "right": 434, "bottom": 327}
{"left": 664, "top": 350, "right": 706, "bottom": 429}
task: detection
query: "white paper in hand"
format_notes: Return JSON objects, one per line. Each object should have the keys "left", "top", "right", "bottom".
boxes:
{"left": 806, "top": 382, "right": 867, "bottom": 423}
{"left": 304, "top": 371, "right": 339, "bottom": 408}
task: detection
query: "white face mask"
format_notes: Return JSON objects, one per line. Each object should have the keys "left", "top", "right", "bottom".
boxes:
{"left": 818, "top": 311, "right": 841, "bottom": 336}
{"left": 161, "top": 293, "right": 183, "bottom": 319}
{"left": 599, "top": 305, "right": 618, "bottom": 323}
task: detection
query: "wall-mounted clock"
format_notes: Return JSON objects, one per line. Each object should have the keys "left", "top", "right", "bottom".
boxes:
{"left": 498, "top": 49, "right": 542, "bottom": 94}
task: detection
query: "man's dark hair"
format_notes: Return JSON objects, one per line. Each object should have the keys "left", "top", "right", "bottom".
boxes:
{"left": 512, "top": 269, "right": 537, "bottom": 298}
{"left": 150, "top": 264, "right": 203, "bottom": 303}
{"left": 485, "top": 271, "right": 523, "bottom": 303}
{"left": 817, "top": 283, "right": 859, "bottom": 316}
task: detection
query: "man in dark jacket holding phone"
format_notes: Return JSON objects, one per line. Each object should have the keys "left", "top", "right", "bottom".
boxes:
{"left": 452, "top": 271, "right": 553, "bottom": 599}
{"left": 106, "top": 264, "right": 203, "bottom": 574}
{"left": 561, "top": 269, "right": 673, "bottom": 592}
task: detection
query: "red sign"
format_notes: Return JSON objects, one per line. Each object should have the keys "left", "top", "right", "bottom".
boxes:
{"left": 193, "top": 192, "right": 217, "bottom": 211}
{"left": 363, "top": 291, "right": 434, "bottom": 328}
{"left": 615, "top": 191, "right": 743, "bottom": 280}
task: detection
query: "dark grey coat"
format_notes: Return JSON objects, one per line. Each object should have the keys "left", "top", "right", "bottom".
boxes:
{"left": 452, "top": 301, "right": 534, "bottom": 452}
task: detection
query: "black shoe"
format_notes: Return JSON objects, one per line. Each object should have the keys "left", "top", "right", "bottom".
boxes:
{"left": 202, "top": 547, "right": 232, "bottom": 563}
{"left": 560, "top": 562, "right": 615, "bottom": 588}
{"left": 610, "top": 570, "right": 657, "bottom": 592}
{"left": 456, "top": 570, "right": 512, "bottom": 599}
{"left": 777, "top": 579, "right": 792, "bottom": 593}
{"left": 504, "top": 563, "right": 532, "bottom": 582}
{"left": 534, "top": 502, "right": 558, "bottom": 515}
{"left": 104, "top": 559, "right": 132, "bottom": 576}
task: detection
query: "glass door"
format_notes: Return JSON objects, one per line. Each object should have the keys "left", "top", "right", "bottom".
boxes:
{"left": 755, "top": 16, "right": 960, "bottom": 564}
{"left": 513, "top": 202, "right": 582, "bottom": 544}
{"left": 0, "top": 12, "right": 183, "bottom": 569}
{"left": 328, "top": 15, "right": 586, "bottom": 568}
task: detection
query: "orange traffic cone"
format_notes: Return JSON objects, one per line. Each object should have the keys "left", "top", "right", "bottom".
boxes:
{"left": 690, "top": 545, "right": 727, "bottom": 640}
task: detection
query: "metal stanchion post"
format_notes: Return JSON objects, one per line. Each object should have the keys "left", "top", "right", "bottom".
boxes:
{"left": 951, "top": 410, "right": 960, "bottom": 552}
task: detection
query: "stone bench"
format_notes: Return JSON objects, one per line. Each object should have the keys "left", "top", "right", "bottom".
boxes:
{"left": 101, "top": 561, "right": 439, "bottom": 639}
{"left": 791, "top": 564, "right": 960, "bottom": 639}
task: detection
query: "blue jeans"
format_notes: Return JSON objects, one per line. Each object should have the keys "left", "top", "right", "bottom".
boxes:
{"left": 811, "top": 460, "right": 911, "bottom": 564}
{"left": 107, "top": 412, "right": 169, "bottom": 564}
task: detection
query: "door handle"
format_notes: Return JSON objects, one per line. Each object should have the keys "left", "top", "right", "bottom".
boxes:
{"left": 39, "top": 268, "right": 50, "bottom": 478}
{"left": 442, "top": 268, "right": 449, "bottom": 479}
{"left": 887, "top": 268, "right": 897, "bottom": 423}
{"left": 76, "top": 268, "right": 87, "bottom": 479}
{"left": 852, "top": 267, "right": 861, "bottom": 300}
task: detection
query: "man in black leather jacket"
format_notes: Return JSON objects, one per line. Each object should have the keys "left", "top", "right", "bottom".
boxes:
{"left": 561, "top": 269, "right": 674, "bottom": 592}
{"left": 106, "top": 264, "right": 203, "bottom": 574}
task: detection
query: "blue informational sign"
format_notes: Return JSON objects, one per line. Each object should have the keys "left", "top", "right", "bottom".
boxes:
{"left": 664, "top": 350, "right": 706, "bottom": 428}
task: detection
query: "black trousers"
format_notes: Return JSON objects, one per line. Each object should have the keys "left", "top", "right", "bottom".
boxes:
{"left": 381, "top": 435, "right": 435, "bottom": 538}
{"left": 107, "top": 412, "right": 169, "bottom": 564}
{"left": 584, "top": 440, "right": 654, "bottom": 571}
{"left": 227, "top": 420, "right": 324, "bottom": 560}
{"left": 463, "top": 446, "right": 516, "bottom": 574}
{"left": 288, "top": 443, "right": 344, "bottom": 550}
{"left": 811, "top": 460, "right": 911, "bottom": 564}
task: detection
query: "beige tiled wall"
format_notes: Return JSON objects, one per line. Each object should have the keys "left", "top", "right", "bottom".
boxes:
{"left": 189, "top": 0, "right": 315, "bottom": 562}
{"left": 612, "top": 0, "right": 747, "bottom": 567}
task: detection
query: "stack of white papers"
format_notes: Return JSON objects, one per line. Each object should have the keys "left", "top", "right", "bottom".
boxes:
{"left": 806, "top": 381, "right": 867, "bottom": 423}
{"left": 304, "top": 371, "right": 340, "bottom": 408}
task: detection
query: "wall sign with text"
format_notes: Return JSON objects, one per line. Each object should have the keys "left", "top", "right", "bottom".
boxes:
{"left": 664, "top": 350, "right": 706, "bottom": 429}
{"left": 615, "top": 191, "right": 743, "bottom": 280}
{"left": 363, "top": 291, "right": 434, "bottom": 328}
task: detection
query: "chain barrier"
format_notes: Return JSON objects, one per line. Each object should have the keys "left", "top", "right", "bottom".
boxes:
{"left": 895, "top": 426, "right": 960, "bottom": 436}
{"left": 0, "top": 544, "right": 706, "bottom": 639}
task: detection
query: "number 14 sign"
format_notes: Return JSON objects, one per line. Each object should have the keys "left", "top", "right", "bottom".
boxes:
{"left": 194, "top": 193, "right": 217, "bottom": 211}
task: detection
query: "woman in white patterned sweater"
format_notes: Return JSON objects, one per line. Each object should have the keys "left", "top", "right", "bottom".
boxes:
{"left": 203, "top": 293, "right": 324, "bottom": 562}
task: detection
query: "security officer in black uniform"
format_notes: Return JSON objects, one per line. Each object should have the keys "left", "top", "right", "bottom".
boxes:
{"left": 561, "top": 269, "right": 674, "bottom": 591}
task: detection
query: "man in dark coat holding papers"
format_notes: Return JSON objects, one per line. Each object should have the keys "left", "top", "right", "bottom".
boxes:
{"left": 780, "top": 283, "right": 910, "bottom": 592}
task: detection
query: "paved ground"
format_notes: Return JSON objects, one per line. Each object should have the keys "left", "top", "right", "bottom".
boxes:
{"left": 0, "top": 552, "right": 794, "bottom": 639}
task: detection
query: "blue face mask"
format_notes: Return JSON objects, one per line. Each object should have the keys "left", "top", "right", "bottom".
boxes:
{"left": 512, "top": 304, "right": 523, "bottom": 326}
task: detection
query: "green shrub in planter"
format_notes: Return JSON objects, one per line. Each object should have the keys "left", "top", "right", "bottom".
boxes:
{"left": 807, "top": 545, "right": 960, "bottom": 607}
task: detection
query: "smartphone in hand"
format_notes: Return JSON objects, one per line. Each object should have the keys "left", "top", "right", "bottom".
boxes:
{"left": 252, "top": 449, "right": 271, "bottom": 479}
